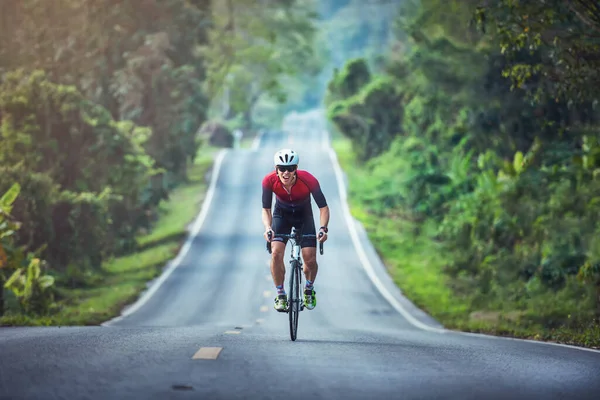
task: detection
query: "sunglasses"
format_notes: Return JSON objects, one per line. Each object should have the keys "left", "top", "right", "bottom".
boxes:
{"left": 277, "top": 165, "right": 297, "bottom": 173}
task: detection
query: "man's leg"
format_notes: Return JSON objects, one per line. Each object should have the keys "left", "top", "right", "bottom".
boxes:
{"left": 270, "top": 241, "right": 286, "bottom": 288}
{"left": 301, "top": 246, "right": 318, "bottom": 310}
{"left": 298, "top": 209, "right": 318, "bottom": 282}
{"left": 296, "top": 212, "right": 318, "bottom": 310}
{"left": 301, "top": 246, "right": 318, "bottom": 283}
{"left": 299, "top": 213, "right": 318, "bottom": 310}
{"left": 271, "top": 211, "right": 291, "bottom": 312}
{"left": 271, "top": 241, "right": 289, "bottom": 312}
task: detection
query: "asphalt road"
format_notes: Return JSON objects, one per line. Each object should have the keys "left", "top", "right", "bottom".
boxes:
{"left": 1, "top": 111, "right": 599, "bottom": 400}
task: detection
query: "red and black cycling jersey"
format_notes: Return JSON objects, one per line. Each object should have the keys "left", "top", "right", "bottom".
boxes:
{"left": 262, "top": 170, "right": 327, "bottom": 211}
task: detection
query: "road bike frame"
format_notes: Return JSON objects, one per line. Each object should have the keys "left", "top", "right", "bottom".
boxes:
{"left": 266, "top": 227, "right": 324, "bottom": 341}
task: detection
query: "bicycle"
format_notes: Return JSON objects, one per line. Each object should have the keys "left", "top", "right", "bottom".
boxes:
{"left": 266, "top": 227, "right": 324, "bottom": 341}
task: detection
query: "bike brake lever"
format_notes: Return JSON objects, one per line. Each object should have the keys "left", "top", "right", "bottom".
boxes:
{"left": 318, "top": 231, "right": 324, "bottom": 255}
{"left": 266, "top": 231, "right": 273, "bottom": 254}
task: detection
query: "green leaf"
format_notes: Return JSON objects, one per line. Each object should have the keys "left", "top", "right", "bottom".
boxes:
{"left": 4, "top": 267, "right": 25, "bottom": 295}
{"left": 0, "top": 183, "right": 21, "bottom": 213}
{"left": 513, "top": 151, "right": 524, "bottom": 174}
{"left": 0, "top": 230, "right": 16, "bottom": 239}
{"left": 38, "top": 275, "right": 55, "bottom": 290}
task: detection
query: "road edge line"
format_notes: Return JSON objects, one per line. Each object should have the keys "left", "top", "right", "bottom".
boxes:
{"left": 326, "top": 146, "right": 443, "bottom": 333}
{"left": 101, "top": 149, "right": 228, "bottom": 326}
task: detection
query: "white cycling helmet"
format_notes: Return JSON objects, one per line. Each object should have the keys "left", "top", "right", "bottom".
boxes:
{"left": 273, "top": 148, "right": 299, "bottom": 166}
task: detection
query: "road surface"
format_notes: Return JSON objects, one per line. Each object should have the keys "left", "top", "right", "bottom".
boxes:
{"left": 1, "top": 112, "right": 599, "bottom": 399}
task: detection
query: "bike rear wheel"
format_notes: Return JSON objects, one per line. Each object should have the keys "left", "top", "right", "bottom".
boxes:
{"left": 288, "top": 260, "right": 301, "bottom": 341}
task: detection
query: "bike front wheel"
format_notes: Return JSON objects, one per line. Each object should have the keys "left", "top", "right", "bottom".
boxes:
{"left": 288, "top": 260, "right": 301, "bottom": 341}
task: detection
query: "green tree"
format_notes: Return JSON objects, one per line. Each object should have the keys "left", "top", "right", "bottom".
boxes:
{"left": 476, "top": 0, "right": 600, "bottom": 103}
{"left": 200, "top": 0, "right": 320, "bottom": 129}
{"left": 0, "top": 70, "right": 158, "bottom": 270}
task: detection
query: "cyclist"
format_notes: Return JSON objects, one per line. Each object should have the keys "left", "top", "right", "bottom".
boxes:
{"left": 262, "top": 148, "right": 329, "bottom": 312}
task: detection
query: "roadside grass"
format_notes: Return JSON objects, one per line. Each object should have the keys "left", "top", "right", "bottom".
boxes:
{"left": 331, "top": 135, "right": 600, "bottom": 349}
{"left": 0, "top": 145, "right": 219, "bottom": 326}
{"left": 332, "top": 138, "right": 463, "bottom": 323}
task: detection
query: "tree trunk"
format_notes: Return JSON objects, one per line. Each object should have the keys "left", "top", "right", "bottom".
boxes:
{"left": 244, "top": 109, "right": 253, "bottom": 131}
{"left": 244, "top": 92, "right": 261, "bottom": 131}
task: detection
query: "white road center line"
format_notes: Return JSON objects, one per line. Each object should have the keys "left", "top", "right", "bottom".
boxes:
{"left": 192, "top": 347, "right": 222, "bottom": 360}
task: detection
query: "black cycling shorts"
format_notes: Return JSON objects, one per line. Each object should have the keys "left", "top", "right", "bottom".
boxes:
{"left": 271, "top": 204, "right": 317, "bottom": 248}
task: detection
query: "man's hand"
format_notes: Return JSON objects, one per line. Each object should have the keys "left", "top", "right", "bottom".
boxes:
{"left": 264, "top": 228, "right": 274, "bottom": 242}
{"left": 318, "top": 227, "right": 328, "bottom": 243}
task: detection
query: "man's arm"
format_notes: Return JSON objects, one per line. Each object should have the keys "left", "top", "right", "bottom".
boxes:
{"left": 262, "top": 208, "right": 273, "bottom": 231}
{"left": 319, "top": 205, "right": 330, "bottom": 231}
{"left": 262, "top": 208, "right": 273, "bottom": 242}
{"left": 261, "top": 174, "right": 274, "bottom": 236}
{"left": 317, "top": 205, "right": 330, "bottom": 243}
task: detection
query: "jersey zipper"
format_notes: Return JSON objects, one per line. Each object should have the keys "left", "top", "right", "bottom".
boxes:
{"left": 282, "top": 179, "right": 297, "bottom": 214}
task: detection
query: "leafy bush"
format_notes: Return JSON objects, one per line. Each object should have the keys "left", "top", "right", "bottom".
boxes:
{"left": 1, "top": 183, "right": 55, "bottom": 316}
{"left": 327, "top": 73, "right": 403, "bottom": 161}
{"left": 325, "top": 58, "right": 372, "bottom": 106}
{"left": 4, "top": 257, "right": 55, "bottom": 315}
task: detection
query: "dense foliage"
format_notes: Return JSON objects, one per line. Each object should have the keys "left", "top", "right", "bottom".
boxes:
{"left": 326, "top": 0, "right": 600, "bottom": 338}
{"left": 0, "top": 0, "right": 319, "bottom": 317}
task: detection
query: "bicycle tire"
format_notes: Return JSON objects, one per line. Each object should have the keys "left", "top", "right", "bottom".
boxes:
{"left": 288, "top": 260, "right": 301, "bottom": 341}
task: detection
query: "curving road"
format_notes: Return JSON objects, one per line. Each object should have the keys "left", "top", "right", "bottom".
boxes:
{"left": 1, "top": 112, "right": 599, "bottom": 399}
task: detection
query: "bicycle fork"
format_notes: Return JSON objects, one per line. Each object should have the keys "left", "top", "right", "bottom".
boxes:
{"left": 289, "top": 243, "right": 305, "bottom": 312}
